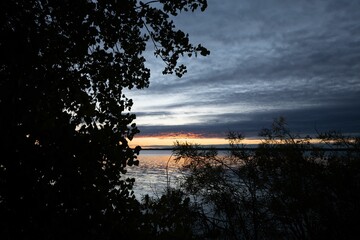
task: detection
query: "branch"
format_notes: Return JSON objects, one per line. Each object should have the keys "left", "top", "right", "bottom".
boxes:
{"left": 135, "top": 1, "right": 160, "bottom": 10}
{"left": 142, "top": 21, "right": 172, "bottom": 69}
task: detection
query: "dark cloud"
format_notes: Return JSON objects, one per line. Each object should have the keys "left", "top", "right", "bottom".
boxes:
{"left": 138, "top": 102, "right": 360, "bottom": 138}
{"left": 129, "top": 0, "right": 360, "bottom": 139}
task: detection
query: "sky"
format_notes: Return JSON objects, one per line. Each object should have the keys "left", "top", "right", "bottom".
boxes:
{"left": 128, "top": 0, "right": 360, "bottom": 148}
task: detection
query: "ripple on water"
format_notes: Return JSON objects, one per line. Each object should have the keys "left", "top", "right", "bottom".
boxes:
{"left": 126, "top": 151, "right": 185, "bottom": 199}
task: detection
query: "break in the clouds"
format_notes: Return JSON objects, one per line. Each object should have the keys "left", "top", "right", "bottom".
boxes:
{"left": 127, "top": 0, "right": 360, "bottom": 138}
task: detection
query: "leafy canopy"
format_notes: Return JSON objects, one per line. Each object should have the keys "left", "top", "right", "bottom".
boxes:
{"left": 0, "top": 0, "right": 209, "bottom": 238}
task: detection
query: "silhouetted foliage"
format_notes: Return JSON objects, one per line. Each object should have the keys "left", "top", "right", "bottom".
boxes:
{"left": 0, "top": 0, "right": 209, "bottom": 238}
{"left": 140, "top": 189, "right": 202, "bottom": 239}
{"left": 172, "top": 118, "right": 360, "bottom": 240}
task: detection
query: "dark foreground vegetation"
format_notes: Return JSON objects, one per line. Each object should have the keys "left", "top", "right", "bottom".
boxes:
{"left": 1, "top": 0, "right": 359, "bottom": 239}
{"left": 156, "top": 117, "right": 360, "bottom": 240}
{"left": 0, "top": 0, "right": 208, "bottom": 239}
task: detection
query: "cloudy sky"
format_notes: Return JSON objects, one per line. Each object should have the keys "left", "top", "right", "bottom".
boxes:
{"left": 127, "top": 0, "right": 360, "bottom": 146}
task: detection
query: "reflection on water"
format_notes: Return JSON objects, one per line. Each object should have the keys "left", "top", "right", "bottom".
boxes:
{"left": 126, "top": 150, "right": 185, "bottom": 199}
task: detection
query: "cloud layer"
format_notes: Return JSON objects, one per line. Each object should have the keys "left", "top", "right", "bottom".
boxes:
{"left": 127, "top": 0, "right": 360, "bottom": 138}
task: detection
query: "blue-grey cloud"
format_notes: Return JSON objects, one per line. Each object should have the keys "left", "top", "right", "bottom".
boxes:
{"left": 128, "top": 0, "right": 360, "bottom": 138}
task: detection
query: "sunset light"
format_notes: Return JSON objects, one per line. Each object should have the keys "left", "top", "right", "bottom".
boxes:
{"left": 129, "top": 133, "right": 262, "bottom": 148}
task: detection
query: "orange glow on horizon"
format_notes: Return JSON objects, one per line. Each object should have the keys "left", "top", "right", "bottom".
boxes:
{"left": 129, "top": 134, "right": 262, "bottom": 148}
{"left": 128, "top": 133, "right": 324, "bottom": 148}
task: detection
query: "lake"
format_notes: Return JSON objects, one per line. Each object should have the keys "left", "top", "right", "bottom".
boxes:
{"left": 126, "top": 149, "right": 231, "bottom": 200}
{"left": 127, "top": 150, "right": 185, "bottom": 199}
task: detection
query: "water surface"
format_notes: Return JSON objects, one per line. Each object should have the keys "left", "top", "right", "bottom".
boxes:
{"left": 127, "top": 150, "right": 185, "bottom": 199}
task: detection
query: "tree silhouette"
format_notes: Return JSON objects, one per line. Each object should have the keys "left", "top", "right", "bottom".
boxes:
{"left": 0, "top": 0, "right": 209, "bottom": 238}
{"left": 171, "top": 118, "right": 360, "bottom": 239}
